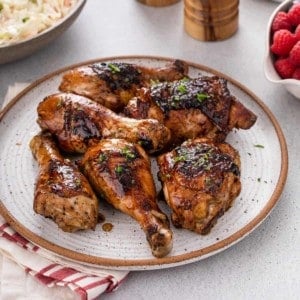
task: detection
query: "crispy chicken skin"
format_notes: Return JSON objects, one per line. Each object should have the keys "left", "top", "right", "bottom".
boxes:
{"left": 81, "top": 138, "right": 173, "bottom": 258}
{"left": 157, "top": 138, "right": 241, "bottom": 234}
{"left": 29, "top": 132, "right": 99, "bottom": 232}
{"left": 36, "top": 93, "right": 171, "bottom": 154}
{"left": 124, "top": 76, "right": 257, "bottom": 145}
{"left": 59, "top": 60, "right": 189, "bottom": 111}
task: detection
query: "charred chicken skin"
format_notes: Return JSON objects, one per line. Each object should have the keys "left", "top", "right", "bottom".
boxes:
{"left": 124, "top": 76, "right": 257, "bottom": 145}
{"left": 37, "top": 93, "right": 171, "bottom": 154}
{"left": 81, "top": 138, "right": 173, "bottom": 258}
{"left": 157, "top": 138, "right": 241, "bottom": 234}
{"left": 29, "top": 132, "right": 99, "bottom": 232}
{"left": 59, "top": 60, "right": 189, "bottom": 111}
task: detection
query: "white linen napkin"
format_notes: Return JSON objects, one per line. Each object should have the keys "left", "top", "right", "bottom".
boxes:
{"left": 0, "top": 84, "right": 129, "bottom": 300}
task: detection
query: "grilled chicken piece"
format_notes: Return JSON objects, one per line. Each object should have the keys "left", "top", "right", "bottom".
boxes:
{"left": 59, "top": 60, "right": 189, "bottom": 111}
{"left": 37, "top": 93, "right": 171, "bottom": 154}
{"left": 157, "top": 138, "right": 241, "bottom": 234}
{"left": 81, "top": 138, "right": 173, "bottom": 258}
{"left": 29, "top": 132, "right": 99, "bottom": 232}
{"left": 124, "top": 76, "right": 257, "bottom": 145}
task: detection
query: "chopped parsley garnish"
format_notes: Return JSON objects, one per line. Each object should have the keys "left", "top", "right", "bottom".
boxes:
{"left": 0, "top": 3, "right": 3, "bottom": 12}
{"left": 257, "top": 177, "right": 261, "bottom": 182}
{"left": 254, "top": 144, "right": 264, "bottom": 148}
{"left": 98, "top": 153, "right": 107, "bottom": 163}
{"left": 177, "top": 83, "right": 187, "bottom": 94}
{"left": 196, "top": 93, "right": 208, "bottom": 102}
{"left": 108, "top": 63, "right": 120, "bottom": 73}
{"left": 74, "top": 178, "right": 81, "bottom": 187}
{"left": 115, "top": 165, "right": 124, "bottom": 174}
{"left": 121, "top": 146, "right": 136, "bottom": 160}
{"left": 150, "top": 79, "right": 160, "bottom": 86}
{"left": 180, "top": 77, "right": 190, "bottom": 83}
{"left": 174, "top": 155, "right": 187, "bottom": 163}
{"left": 22, "top": 17, "right": 30, "bottom": 23}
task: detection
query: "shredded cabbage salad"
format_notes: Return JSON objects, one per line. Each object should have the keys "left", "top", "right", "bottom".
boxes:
{"left": 0, "top": 0, "right": 77, "bottom": 46}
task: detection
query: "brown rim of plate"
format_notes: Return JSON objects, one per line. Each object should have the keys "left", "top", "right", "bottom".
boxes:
{"left": 0, "top": 55, "right": 289, "bottom": 269}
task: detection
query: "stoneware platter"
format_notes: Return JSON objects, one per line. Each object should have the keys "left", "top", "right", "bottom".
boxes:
{"left": 0, "top": 56, "right": 288, "bottom": 270}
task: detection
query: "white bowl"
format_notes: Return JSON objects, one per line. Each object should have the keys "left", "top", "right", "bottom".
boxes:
{"left": 264, "top": 0, "right": 300, "bottom": 98}
{"left": 0, "top": 0, "right": 86, "bottom": 65}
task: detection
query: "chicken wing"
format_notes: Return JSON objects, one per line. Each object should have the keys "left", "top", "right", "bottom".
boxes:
{"left": 124, "top": 76, "right": 257, "bottom": 145}
{"left": 37, "top": 92, "right": 171, "bottom": 154}
{"left": 157, "top": 138, "right": 241, "bottom": 234}
{"left": 81, "top": 138, "right": 173, "bottom": 258}
{"left": 59, "top": 60, "right": 189, "bottom": 111}
{"left": 29, "top": 132, "right": 99, "bottom": 232}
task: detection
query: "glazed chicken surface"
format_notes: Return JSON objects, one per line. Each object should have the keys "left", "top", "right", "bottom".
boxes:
{"left": 29, "top": 132, "right": 99, "bottom": 232}
{"left": 59, "top": 60, "right": 189, "bottom": 111}
{"left": 37, "top": 92, "right": 171, "bottom": 154}
{"left": 124, "top": 76, "right": 257, "bottom": 145}
{"left": 81, "top": 138, "right": 173, "bottom": 258}
{"left": 157, "top": 138, "right": 241, "bottom": 234}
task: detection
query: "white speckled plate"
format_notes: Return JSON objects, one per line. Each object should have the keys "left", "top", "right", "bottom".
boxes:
{"left": 0, "top": 56, "right": 288, "bottom": 270}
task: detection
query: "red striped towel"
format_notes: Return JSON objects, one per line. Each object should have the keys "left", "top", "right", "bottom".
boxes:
{"left": 0, "top": 84, "right": 128, "bottom": 299}
{"left": 0, "top": 215, "right": 128, "bottom": 300}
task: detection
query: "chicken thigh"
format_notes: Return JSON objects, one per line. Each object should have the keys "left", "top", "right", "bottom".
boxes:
{"left": 157, "top": 137, "right": 241, "bottom": 234}
{"left": 124, "top": 76, "right": 257, "bottom": 145}
{"left": 81, "top": 138, "right": 173, "bottom": 258}
{"left": 59, "top": 60, "right": 188, "bottom": 111}
{"left": 37, "top": 92, "right": 171, "bottom": 154}
{"left": 29, "top": 132, "right": 99, "bottom": 232}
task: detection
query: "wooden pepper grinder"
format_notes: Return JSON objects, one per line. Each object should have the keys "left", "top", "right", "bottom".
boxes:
{"left": 184, "top": 0, "right": 239, "bottom": 41}
{"left": 137, "top": 0, "right": 180, "bottom": 6}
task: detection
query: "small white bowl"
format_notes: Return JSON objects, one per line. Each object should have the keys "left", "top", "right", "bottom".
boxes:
{"left": 264, "top": 0, "right": 300, "bottom": 98}
{"left": 0, "top": 0, "right": 86, "bottom": 65}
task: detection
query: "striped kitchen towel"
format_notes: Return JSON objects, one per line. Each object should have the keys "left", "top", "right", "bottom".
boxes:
{"left": 0, "top": 84, "right": 129, "bottom": 300}
{"left": 0, "top": 215, "right": 128, "bottom": 300}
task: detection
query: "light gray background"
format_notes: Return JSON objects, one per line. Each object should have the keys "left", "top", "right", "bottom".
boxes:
{"left": 0, "top": 1, "right": 299, "bottom": 299}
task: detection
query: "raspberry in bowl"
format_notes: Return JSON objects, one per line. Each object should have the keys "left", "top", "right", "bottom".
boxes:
{"left": 264, "top": 0, "right": 300, "bottom": 98}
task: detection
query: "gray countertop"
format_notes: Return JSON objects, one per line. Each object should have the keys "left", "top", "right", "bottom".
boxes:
{"left": 0, "top": 0, "right": 299, "bottom": 299}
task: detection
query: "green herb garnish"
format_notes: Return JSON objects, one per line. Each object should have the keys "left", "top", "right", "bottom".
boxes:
{"left": 196, "top": 93, "right": 208, "bottom": 102}
{"left": 74, "top": 178, "right": 81, "bottom": 187}
{"left": 22, "top": 17, "right": 30, "bottom": 23}
{"left": 108, "top": 63, "right": 120, "bottom": 73}
{"left": 254, "top": 144, "right": 264, "bottom": 148}
{"left": 174, "top": 155, "right": 187, "bottom": 163}
{"left": 173, "top": 95, "right": 180, "bottom": 102}
{"left": 121, "top": 146, "right": 136, "bottom": 160}
{"left": 115, "top": 165, "right": 124, "bottom": 174}
{"left": 177, "top": 83, "right": 187, "bottom": 94}
{"left": 150, "top": 79, "right": 160, "bottom": 86}
{"left": 98, "top": 153, "right": 107, "bottom": 163}
{"left": 180, "top": 77, "right": 190, "bottom": 83}
{"left": 0, "top": 3, "right": 3, "bottom": 12}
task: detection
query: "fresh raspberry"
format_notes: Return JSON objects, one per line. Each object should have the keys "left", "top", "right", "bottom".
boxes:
{"left": 270, "top": 29, "right": 297, "bottom": 56}
{"left": 274, "top": 57, "right": 296, "bottom": 79}
{"left": 271, "top": 11, "right": 292, "bottom": 32}
{"left": 292, "top": 68, "right": 300, "bottom": 79}
{"left": 295, "top": 24, "right": 300, "bottom": 40}
{"left": 289, "top": 41, "right": 300, "bottom": 66}
{"left": 287, "top": 3, "right": 300, "bottom": 26}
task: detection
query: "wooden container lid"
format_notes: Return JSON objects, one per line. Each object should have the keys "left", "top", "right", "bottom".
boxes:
{"left": 184, "top": 0, "right": 239, "bottom": 41}
{"left": 137, "top": 0, "right": 180, "bottom": 6}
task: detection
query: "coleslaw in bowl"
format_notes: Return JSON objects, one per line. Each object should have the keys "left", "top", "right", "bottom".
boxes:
{"left": 0, "top": 0, "right": 86, "bottom": 64}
